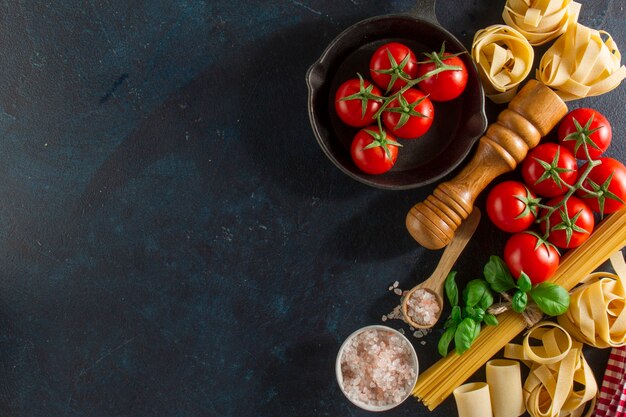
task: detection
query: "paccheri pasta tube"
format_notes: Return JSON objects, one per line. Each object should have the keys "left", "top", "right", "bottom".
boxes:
{"left": 502, "top": 0, "right": 581, "bottom": 46}
{"left": 486, "top": 360, "right": 525, "bottom": 417}
{"left": 557, "top": 252, "right": 626, "bottom": 348}
{"left": 504, "top": 322, "right": 597, "bottom": 417}
{"left": 472, "top": 25, "right": 534, "bottom": 103}
{"left": 537, "top": 23, "right": 626, "bottom": 101}
{"left": 453, "top": 382, "right": 493, "bottom": 417}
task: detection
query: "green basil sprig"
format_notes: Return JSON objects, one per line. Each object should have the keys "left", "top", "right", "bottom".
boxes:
{"left": 438, "top": 272, "right": 498, "bottom": 356}
{"left": 438, "top": 256, "right": 571, "bottom": 357}
{"left": 483, "top": 256, "right": 570, "bottom": 316}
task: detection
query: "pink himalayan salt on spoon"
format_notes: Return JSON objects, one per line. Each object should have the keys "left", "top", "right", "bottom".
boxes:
{"left": 401, "top": 208, "right": 481, "bottom": 329}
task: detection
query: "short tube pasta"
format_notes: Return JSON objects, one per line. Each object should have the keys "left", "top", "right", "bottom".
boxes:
{"left": 453, "top": 382, "right": 494, "bottom": 417}
{"left": 486, "top": 360, "right": 525, "bottom": 417}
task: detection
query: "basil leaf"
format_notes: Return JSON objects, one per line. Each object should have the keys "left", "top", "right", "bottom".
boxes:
{"left": 463, "top": 279, "right": 493, "bottom": 309}
{"left": 473, "top": 320, "right": 481, "bottom": 341}
{"left": 445, "top": 271, "right": 459, "bottom": 307}
{"left": 444, "top": 317, "right": 456, "bottom": 329}
{"left": 473, "top": 307, "right": 485, "bottom": 322}
{"left": 464, "top": 305, "right": 485, "bottom": 322}
{"left": 451, "top": 305, "right": 462, "bottom": 323}
{"left": 455, "top": 318, "right": 477, "bottom": 354}
{"left": 484, "top": 256, "right": 516, "bottom": 292}
{"left": 512, "top": 290, "right": 528, "bottom": 313}
{"left": 530, "top": 283, "right": 570, "bottom": 316}
{"left": 484, "top": 313, "right": 498, "bottom": 326}
{"left": 517, "top": 272, "right": 532, "bottom": 293}
{"left": 438, "top": 326, "right": 456, "bottom": 357}
{"left": 479, "top": 291, "right": 494, "bottom": 311}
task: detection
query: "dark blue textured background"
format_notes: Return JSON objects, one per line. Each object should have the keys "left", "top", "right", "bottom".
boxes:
{"left": 0, "top": 0, "right": 624, "bottom": 416}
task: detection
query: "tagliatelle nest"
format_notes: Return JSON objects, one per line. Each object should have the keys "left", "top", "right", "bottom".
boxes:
{"left": 502, "top": 0, "right": 581, "bottom": 46}
{"left": 557, "top": 252, "right": 626, "bottom": 348}
{"left": 471, "top": 25, "right": 534, "bottom": 104}
{"left": 505, "top": 322, "right": 597, "bottom": 417}
{"left": 537, "top": 23, "right": 626, "bottom": 101}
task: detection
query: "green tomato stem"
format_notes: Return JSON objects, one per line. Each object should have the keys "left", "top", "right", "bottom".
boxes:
{"left": 371, "top": 61, "right": 460, "bottom": 121}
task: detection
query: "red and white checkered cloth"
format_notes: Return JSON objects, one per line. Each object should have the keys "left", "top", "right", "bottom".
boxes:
{"left": 595, "top": 346, "right": 626, "bottom": 417}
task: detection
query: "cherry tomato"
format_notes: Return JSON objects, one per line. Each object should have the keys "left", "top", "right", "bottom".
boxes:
{"left": 576, "top": 157, "right": 626, "bottom": 214}
{"left": 350, "top": 126, "right": 401, "bottom": 175}
{"left": 416, "top": 52, "right": 468, "bottom": 101}
{"left": 539, "top": 196, "right": 594, "bottom": 249}
{"left": 504, "top": 232, "right": 560, "bottom": 284}
{"left": 370, "top": 42, "right": 418, "bottom": 93}
{"left": 381, "top": 88, "right": 434, "bottom": 139}
{"left": 557, "top": 108, "right": 612, "bottom": 160}
{"left": 521, "top": 143, "right": 577, "bottom": 197}
{"left": 486, "top": 181, "right": 539, "bottom": 233}
{"left": 334, "top": 76, "right": 383, "bottom": 127}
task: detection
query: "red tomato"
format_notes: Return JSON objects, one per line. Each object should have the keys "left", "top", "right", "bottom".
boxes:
{"left": 350, "top": 126, "right": 400, "bottom": 175}
{"left": 576, "top": 157, "right": 626, "bottom": 214}
{"left": 539, "top": 196, "right": 594, "bottom": 249}
{"left": 381, "top": 88, "right": 434, "bottom": 139}
{"left": 370, "top": 42, "right": 418, "bottom": 93}
{"left": 486, "top": 181, "right": 539, "bottom": 233}
{"left": 416, "top": 52, "right": 468, "bottom": 101}
{"left": 504, "top": 232, "right": 560, "bottom": 284}
{"left": 557, "top": 108, "right": 612, "bottom": 160}
{"left": 521, "top": 143, "right": 577, "bottom": 197}
{"left": 334, "top": 76, "right": 383, "bottom": 127}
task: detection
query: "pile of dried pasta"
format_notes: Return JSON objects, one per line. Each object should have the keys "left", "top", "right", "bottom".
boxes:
{"left": 472, "top": 0, "right": 625, "bottom": 102}
{"left": 412, "top": 208, "right": 626, "bottom": 410}
{"left": 505, "top": 322, "right": 597, "bottom": 417}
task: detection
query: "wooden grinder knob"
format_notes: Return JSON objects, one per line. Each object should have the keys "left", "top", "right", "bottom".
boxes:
{"left": 406, "top": 80, "right": 568, "bottom": 249}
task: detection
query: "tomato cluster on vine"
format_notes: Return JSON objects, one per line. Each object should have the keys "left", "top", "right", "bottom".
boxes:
{"left": 334, "top": 42, "right": 468, "bottom": 175}
{"left": 486, "top": 108, "right": 626, "bottom": 285}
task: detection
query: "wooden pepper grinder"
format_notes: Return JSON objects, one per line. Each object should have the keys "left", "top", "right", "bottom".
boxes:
{"left": 406, "top": 80, "right": 568, "bottom": 249}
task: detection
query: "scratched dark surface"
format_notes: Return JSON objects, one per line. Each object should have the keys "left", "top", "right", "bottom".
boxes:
{"left": 0, "top": 0, "right": 624, "bottom": 416}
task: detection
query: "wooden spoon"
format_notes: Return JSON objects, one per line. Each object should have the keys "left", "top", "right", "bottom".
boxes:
{"left": 401, "top": 208, "right": 481, "bottom": 329}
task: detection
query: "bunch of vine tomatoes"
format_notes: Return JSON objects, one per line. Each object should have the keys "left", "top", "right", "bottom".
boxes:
{"left": 485, "top": 108, "right": 626, "bottom": 284}
{"left": 334, "top": 42, "right": 468, "bottom": 175}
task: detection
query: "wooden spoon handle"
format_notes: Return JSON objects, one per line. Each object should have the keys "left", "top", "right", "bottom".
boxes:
{"left": 428, "top": 208, "right": 481, "bottom": 295}
{"left": 406, "top": 80, "right": 567, "bottom": 249}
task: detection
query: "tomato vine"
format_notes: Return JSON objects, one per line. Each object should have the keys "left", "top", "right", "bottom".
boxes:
{"left": 340, "top": 43, "right": 463, "bottom": 134}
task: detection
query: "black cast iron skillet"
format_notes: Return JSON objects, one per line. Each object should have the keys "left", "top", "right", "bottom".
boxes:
{"left": 306, "top": 0, "right": 488, "bottom": 190}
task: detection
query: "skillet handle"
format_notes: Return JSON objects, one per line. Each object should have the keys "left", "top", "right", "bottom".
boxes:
{"left": 407, "top": 0, "right": 438, "bottom": 24}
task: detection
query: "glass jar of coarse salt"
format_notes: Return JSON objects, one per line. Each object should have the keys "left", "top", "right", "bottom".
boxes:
{"left": 336, "top": 325, "right": 419, "bottom": 411}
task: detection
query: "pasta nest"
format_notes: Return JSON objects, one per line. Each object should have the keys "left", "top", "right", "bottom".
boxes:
{"left": 505, "top": 322, "right": 597, "bottom": 417}
{"left": 502, "top": 0, "right": 581, "bottom": 46}
{"left": 537, "top": 23, "right": 626, "bottom": 101}
{"left": 558, "top": 252, "right": 626, "bottom": 348}
{"left": 472, "top": 25, "right": 534, "bottom": 104}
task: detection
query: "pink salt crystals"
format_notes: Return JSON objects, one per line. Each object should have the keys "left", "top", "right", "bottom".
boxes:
{"left": 406, "top": 288, "right": 441, "bottom": 326}
{"left": 338, "top": 327, "right": 417, "bottom": 409}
